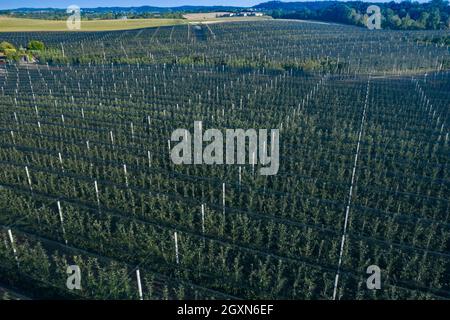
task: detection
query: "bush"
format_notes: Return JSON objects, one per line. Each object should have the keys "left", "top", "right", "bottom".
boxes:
{"left": 0, "top": 41, "right": 16, "bottom": 51}
{"left": 27, "top": 40, "right": 45, "bottom": 51}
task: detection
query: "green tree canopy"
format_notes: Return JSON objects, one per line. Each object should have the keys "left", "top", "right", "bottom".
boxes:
{"left": 0, "top": 41, "right": 16, "bottom": 51}
{"left": 27, "top": 40, "right": 45, "bottom": 51}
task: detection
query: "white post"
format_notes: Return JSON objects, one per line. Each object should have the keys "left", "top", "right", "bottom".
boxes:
{"left": 58, "top": 152, "right": 64, "bottom": 172}
{"left": 174, "top": 232, "right": 179, "bottom": 264}
{"left": 81, "top": 108, "right": 85, "bottom": 119}
{"left": 201, "top": 204, "right": 205, "bottom": 234}
{"left": 147, "top": 151, "right": 151, "bottom": 168}
{"left": 57, "top": 201, "right": 68, "bottom": 245}
{"left": 94, "top": 180, "right": 100, "bottom": 208}
{"left": 110, "top": 131, "right": 114, "bottom": 146}
{"left": 136, "top": 269, "right": 143, "bottom": 300}
{"left": 222, "top": 183, "right": 226, "bottom": 217}
{"left": 86, "top": 141, "right": 93, "bottom": 169}
{"left": 10, "top": 131, "right": 15, "bottom": 145}
{"left": 123, "top": 164, "right": 129, "bottom": 187}
{"left": 194, "top": 121, "right": 202, "bottom": 164}
{"left": 7, "top": 229, "right": 18, "bottom": 263}
{"left": 271, "top": 130, "right": 276, "bottom": 155}
{"left": 238, "top": 167, "right": 242, "bottom": 186}
{"left": 130, "top": 122, "right": 134, "bottom": 140}
{"left": 252, "top": 151, "right": 256, "bottom": 176}
{"left": 25, "top": 166, "right": 32, "bottom": 191}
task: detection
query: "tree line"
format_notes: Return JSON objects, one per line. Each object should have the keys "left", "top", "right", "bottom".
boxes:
{"left": 270, "top": 0, "right": 450, "bottom": 30}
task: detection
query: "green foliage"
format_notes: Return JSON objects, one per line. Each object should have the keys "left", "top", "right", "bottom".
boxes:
{"left": 0, "top": 9, "right": 185, "bottom": 20}
{"left": 417, "top": 35, "right": 450, "bottom": 46}
{"left": 0, "top": 40, "right": 46, "bottom": 62}
{"left": 0, "top": 41, "right": 16, "bottom": 51}
{"left": 27, "top": 40, "right": 45, "bottom": 51}
{"left": 165, "top": 55, "right": 346, "bottom": 74}
{"left": 271, "top": 0, "right": 450, "bottom": 30}
{"left": 0, "top": 21, "right": 448, "bottom": 300}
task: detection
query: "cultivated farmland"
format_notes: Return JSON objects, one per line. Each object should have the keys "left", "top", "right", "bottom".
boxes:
{"left": 0, "top": 17, "right": 187, "bottom": 32}
{"left": 0, "top": 20, "right": 449, "bottom": 299}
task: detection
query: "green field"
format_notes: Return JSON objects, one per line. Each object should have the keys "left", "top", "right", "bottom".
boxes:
{"left": 0, "top": 16, "right": 271, "bottom": 32}
{"left": 0, "top": 17, "right": 187, "bottom": 32}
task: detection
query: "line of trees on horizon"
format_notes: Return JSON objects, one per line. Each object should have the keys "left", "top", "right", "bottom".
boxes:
{"left": 1, "top": 1, "right": 449, "bottom": 30}
{"left": 0, "top": 10, "right": 184, "bottom": 20}
{"left": 270, "top": 0, "right": 450, "bottom": 30}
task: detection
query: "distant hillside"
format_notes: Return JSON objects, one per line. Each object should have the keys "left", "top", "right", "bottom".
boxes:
{"left": 0, "top": 5, "right": 245, "bottom": 20}
{"left": 4, "top": 5, "right": 244, "bottom": 13}
{"left": 1, "top": 1, "right": 449, "bottom": 30}
{"left": 80, "top": 5, "right": 244, "bottom": 13}
{"left": 254, "top": 1, "right": 337, "bottom": 11}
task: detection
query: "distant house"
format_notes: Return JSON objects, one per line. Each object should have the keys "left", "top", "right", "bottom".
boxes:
{"left": 239, "top": 12, "right": 264, "bottom": 17}
{"left": 216, "top": 13, "right": 235, "bottom": 18}
{"left": 19, "top": 54, "right": 36, "bottom": 64}
{"left": 217, "top": 12, "right": 264, "bottom": 18}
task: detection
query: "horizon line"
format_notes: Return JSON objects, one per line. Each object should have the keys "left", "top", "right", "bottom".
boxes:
{"left": 0, "top": 1, "right": 425, "bottom": 11}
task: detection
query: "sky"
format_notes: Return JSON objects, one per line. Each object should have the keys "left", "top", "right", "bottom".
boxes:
{"left": 0, "top": 0, "right": 425, "bottom": 10}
